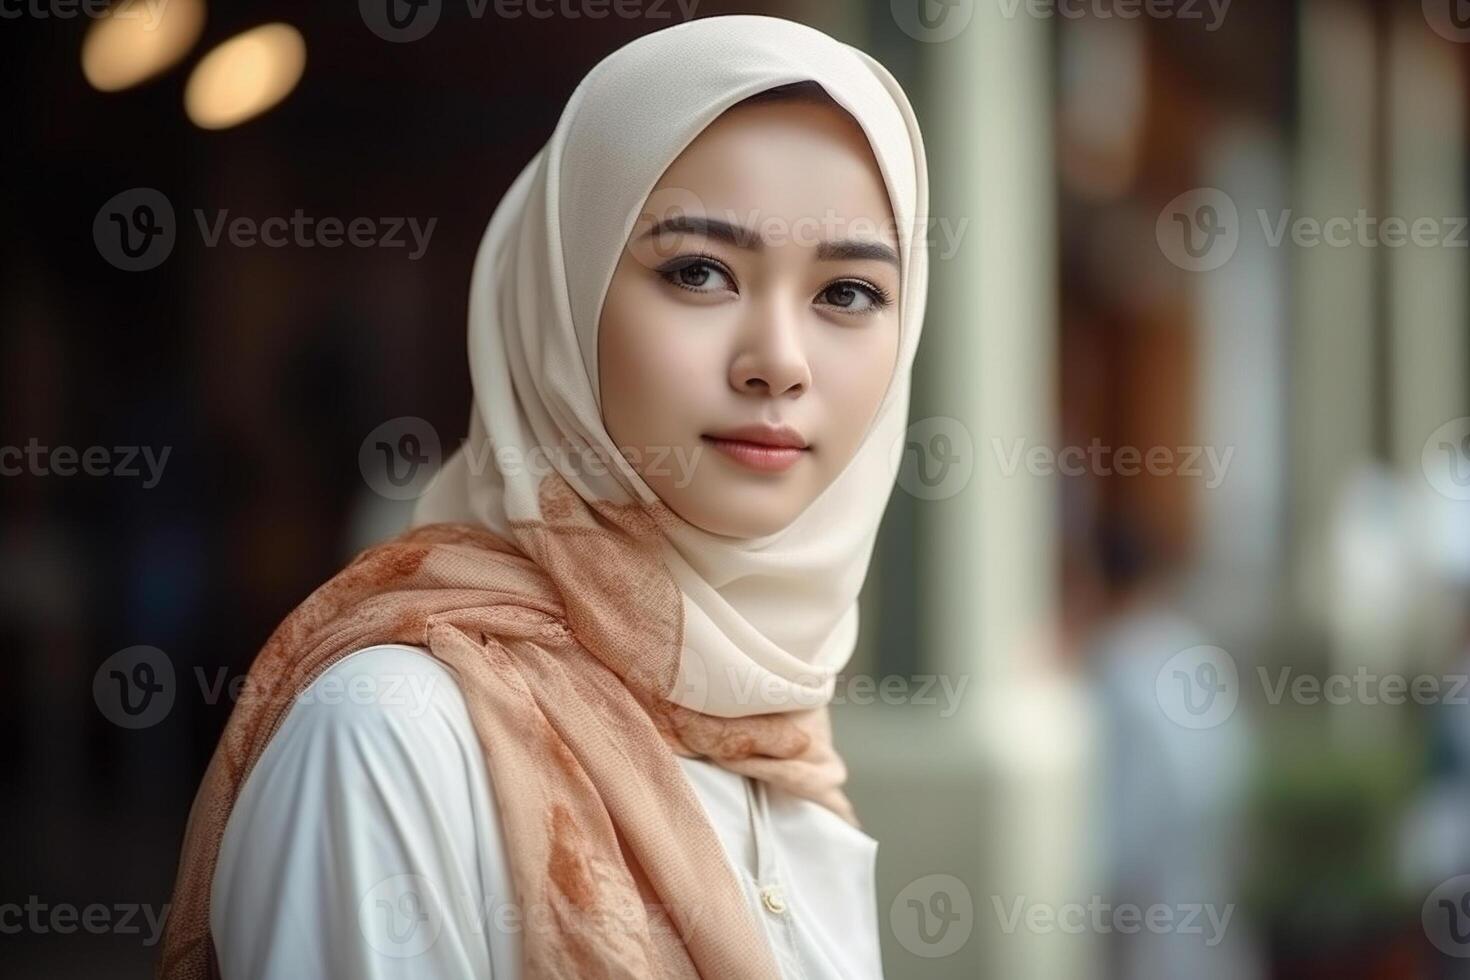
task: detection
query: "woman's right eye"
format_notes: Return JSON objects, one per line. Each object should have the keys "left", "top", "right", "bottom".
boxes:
{"left": 659, "top": 257, "right": 736, "bottom": 295}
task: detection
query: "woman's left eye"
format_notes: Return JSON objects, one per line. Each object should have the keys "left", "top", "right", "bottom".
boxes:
{"left": 817, "top": 279, "right": 892, "bottom": 315}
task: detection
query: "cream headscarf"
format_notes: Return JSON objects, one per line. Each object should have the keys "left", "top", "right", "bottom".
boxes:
{"left": 412, "top": 12, "right": 930, "bottom": 720}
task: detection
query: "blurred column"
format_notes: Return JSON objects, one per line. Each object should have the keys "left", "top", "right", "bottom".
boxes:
{"left": 1384, "top": 10, "right": 1469, "bottom": 666}
{"left": 921, "top": 4, "right": 1093, "bottom": 979}
{"left": 1289, "top": 0, "right": 1379, "bottom": 633}
{"left": 1194, "top": 123, "right": 1289, "bottom": 633}
{"left": 1386, "top": 12, "right": 1466, "bottom": 472}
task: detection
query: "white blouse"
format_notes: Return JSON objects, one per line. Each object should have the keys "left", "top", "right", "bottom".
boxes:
{"left": 210, "top": 644, "right": 883, "bottom": 979}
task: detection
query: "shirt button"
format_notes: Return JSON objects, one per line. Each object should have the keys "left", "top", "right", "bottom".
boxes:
{"left": 760, "top": 885, "right": 787, "bottom": 915}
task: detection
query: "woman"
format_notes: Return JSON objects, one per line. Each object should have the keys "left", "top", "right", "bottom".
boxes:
{"left": 159, "top": 14, "right": 929, "bottom": 979}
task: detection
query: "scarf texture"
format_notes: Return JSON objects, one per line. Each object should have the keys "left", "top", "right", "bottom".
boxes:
{"left": 159, "top": 14, "right": 928, "bottom": 979}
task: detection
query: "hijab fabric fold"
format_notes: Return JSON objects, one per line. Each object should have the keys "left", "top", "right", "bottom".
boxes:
{"left": 159, "top": 15, "right": 928, "bottom": 979}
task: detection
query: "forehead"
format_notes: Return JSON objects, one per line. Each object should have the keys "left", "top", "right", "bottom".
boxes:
{"left": 649, "top": 99, "right": 899, "bottom": 248}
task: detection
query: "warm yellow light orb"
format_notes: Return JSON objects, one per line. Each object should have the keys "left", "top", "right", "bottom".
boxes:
{"left": 81, "top": 0, "right": 207, "bottom": 92}
{"left": 184, "top": 23, "right": 306, "bottom": 131}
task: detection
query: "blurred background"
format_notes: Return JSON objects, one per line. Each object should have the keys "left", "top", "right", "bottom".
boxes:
{"left": 4, "top": 0, "right": 1470, "bottom": 976}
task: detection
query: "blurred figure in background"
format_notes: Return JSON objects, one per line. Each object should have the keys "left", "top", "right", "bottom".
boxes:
{"left": 1087, "top": 520, "right": 1262, "bottom": 980}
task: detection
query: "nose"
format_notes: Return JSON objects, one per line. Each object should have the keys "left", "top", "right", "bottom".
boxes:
{"left": 728, "top": 299, "right": 812, "bottom": 398}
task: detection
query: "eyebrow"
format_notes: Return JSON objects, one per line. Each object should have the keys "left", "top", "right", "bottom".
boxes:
{"left": 639, "top": 214, "right": 900, "bottom": 269}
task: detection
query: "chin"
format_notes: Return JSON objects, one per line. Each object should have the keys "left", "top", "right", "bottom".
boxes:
{"left": 669, "top": 485, "right": 807, "bottom": 539}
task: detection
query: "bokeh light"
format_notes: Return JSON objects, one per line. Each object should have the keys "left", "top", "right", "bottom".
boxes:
{"left": 183, "top": 23, "right": 306, "bottom": 130}
{"left": 81, "top": 0, "right": 207, "bottom": 92}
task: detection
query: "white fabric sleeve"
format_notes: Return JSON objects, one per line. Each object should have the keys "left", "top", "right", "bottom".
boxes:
{"left": 210, "top": 644, "right": 522, "bottom": 980}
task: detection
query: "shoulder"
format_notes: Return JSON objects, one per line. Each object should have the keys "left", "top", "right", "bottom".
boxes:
{"left": 216, "top": 642, "right": 498, "bottom": 893}
{"left": 212, "top": 644, "right": 512, "bottom": 977}
{"left": 278, "top": 643, "right": 476, "bottom": 749}
{"left": 230, "top": 643, "right": 488, "bottom": 814}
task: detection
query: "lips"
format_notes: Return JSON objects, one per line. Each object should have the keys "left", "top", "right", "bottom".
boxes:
{"left": 703, "top": 423, "right": 808, "bottom": 449}
{"left": 700, "top": 423, "right": 809, "bottom": 473}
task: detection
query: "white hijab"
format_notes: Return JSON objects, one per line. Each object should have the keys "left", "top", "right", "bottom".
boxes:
{"left": 412, "top": 14, "right": 929, "bottom": 719}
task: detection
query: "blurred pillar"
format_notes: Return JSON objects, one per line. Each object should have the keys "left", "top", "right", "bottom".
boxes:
{"left": 1289, "top": 0, "right": 1379, "bottom": 633}
{"left": 1385, "top": 12, "right": 1466, "bottom": 472}
{"left": 1194, "top": 123, "right": 1289, "bottom": 633}
{"left": 1384, "top": 10, "right": 1468, "bottom": 664}
{"left": 920, "top": 5, "right": 1094, "bottom": 979}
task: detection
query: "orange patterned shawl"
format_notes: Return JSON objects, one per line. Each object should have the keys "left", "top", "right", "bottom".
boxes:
{"left": 157, "top": 470, "right": 855, "bottom": 979}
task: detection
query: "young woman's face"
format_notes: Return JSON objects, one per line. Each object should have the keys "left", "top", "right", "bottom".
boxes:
{"left": 598, "top": 96, "right": 902, "bottom": 538}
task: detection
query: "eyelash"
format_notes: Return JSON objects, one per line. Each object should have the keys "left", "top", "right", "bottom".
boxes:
{"left": 657, "top": 252, "right": 894, "bottom": 314}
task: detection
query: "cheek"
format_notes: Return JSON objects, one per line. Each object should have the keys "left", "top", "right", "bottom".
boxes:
{"left": 600, "top": 286, "right": 723, "bottom": 445}
{"left": 813, "top": 325, "right": 899, "bottom": 447}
